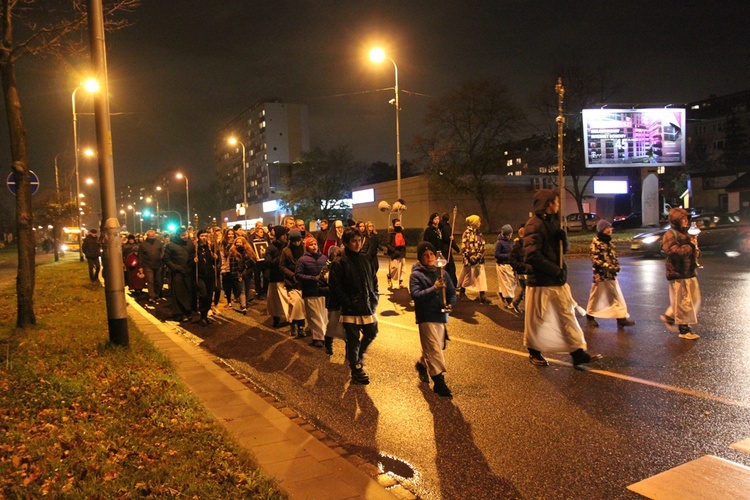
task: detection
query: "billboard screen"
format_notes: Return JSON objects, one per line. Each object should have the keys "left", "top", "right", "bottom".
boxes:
{"left": 582, "top": 108, "right": 685, "bottom": 168}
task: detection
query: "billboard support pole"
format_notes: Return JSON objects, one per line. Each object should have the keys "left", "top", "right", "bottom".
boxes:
{"left": 555, "top": 77, "right": 565, "bottom": 267}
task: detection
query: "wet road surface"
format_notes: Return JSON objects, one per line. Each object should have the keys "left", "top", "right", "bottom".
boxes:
{"left": 141, "top": 252, "right": 750, "bottom": 499}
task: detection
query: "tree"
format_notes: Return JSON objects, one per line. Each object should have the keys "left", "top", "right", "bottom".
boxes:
{"left": 363, "top": 159, "right": 421, "bottom": 185}
{"left": 33, "top": 190, "right": 77, "bottom": 261}
{"left": 413, "top": 80, "right": 523, "bottom": 228}
{"left": 530, "top": 65, "right": 621, "bottom": 230}
{"left": 0, "top": 0, "right": 139, "bottom": 327}
{"left": 280, "top": 146, "right": 367, "bottom": 221}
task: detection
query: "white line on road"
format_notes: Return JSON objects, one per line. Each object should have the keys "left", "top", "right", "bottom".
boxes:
{"left": 377, "top": 318, "right": 750, "bottom": 410}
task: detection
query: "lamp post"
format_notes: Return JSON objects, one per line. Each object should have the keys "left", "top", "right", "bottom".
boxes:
{"left": 175, "top": 173, "right": 189, "bottom": 229}
{"left": 227, "top": 137, "right": 247, "bottom": 216}
{"left": 370, "top": 47, "right": 402, "bottom": 200}
{"left": 72, "top": 79, "right": 99, "bottom": 260}
{"left": 135, "top": 212, "right": 142, "bottom": 233}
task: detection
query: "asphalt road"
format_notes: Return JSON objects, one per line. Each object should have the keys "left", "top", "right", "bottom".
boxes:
{"left": 143, "top": 251, "right": 750, "bottom": 499}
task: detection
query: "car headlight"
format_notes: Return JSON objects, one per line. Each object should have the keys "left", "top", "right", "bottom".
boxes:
{"left": 642, "top": 235, "right": 660, "bottom": 244}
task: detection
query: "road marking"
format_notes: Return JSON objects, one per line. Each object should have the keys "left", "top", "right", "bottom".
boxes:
{"left": 377, "top": 318, "right": 750, "bottom": 409}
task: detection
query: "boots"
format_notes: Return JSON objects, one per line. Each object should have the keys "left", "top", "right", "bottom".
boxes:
{"left": 431, "top": 373, "right": 452, "bottom": 398}
{"left": 415, "top": 361, "right": 430, "bottom": 383}
{"left": 571, "top": 348, "right": 603, "bottom": 366}
{"left": 350, "top": 363, "right": 370, "bottom": 385}
{"left": 617, "top": 317, "right": 635, "bottom": 328}
{"left": 290, "top": 322, "right": 298, "bottom": 337}
{"left": 272, "top": 316, "right": 280, "bottom": 328}
{"left": 459, "top": 288, "right": 469, "bottom": 301}
{"left": 586, "top": 315, "right": 599, "bottom": 327}
{"left": 324, "top": 336, "right": 334, "bottom": 355}
{"left": 528, "top": 348, "right": 549, "bottom": 366}
{"left": 478, "top": 292, "right": 491, "bottom": 304}
{"left": 295, "top": 320, "right": 308, "bottom": 338}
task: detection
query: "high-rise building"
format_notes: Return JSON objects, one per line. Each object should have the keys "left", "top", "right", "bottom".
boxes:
{"left": 215, "top": 99, "right": 310, "bottom": 212}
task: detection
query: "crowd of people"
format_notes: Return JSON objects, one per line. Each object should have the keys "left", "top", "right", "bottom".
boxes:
{"left": 79, "top": 190, "right": 702, "bottom": 397}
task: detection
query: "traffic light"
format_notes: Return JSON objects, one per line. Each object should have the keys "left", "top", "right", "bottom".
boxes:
{"left": 142, "top": 208, "right": 151, "bottom": 218}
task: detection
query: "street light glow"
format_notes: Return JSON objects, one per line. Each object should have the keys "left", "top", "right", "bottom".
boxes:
{"left": 175, "top": 173, "right": 184, "bottom": 179}
{"left": 85, "top": 178, "right": 94, "bottom": 185}
{"left": 83, "top": 148, "right": 95, "bottom": 158}
{"left": 227, "top": 137, "right": 238, "bottom": 146}
{"left": 369, "top": 47, "right": 386, "bottom": 63}
{"left": 82, "top": 78, "right": 100, "bottom": 93}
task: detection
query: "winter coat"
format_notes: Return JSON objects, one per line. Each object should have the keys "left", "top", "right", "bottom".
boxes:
{"left": 228, "top": 248, "right": 253, "bottom": 280}
{"left": 523, "top": 190, "right": 569, "bottom": 287}
{"left": 423, "top": 225, "right": 447, "bottom": 256}
{"left": 461, "top": 226, "right": 485, "bottom": 266}
{"left": 164, "top": 236, "right": 196, "bottom": 276}
{"left": 196, "top": 244, "right": 217, "bottom": 279}
{"left": 82, "top": 234, "right": 102, "bottom": 260}
{"left": 265, "top": 240, "right": 286, "bottom": 283}
{"left": 329, "top": 247, "right": 379, "bottom": 316}
{"left": 509, "top": 237, "right": 530, "bottom": 275}
{"left": 439, "top": 220, "right": 461, "bottom": 254}
{"left": 295, "top": 250, "right": 328, "bottom": 298}
{"left": 138, "top": 237, "right": 163, "bottom": 268}
{"left": 409, "top": 262, "right": 456, "bottom": 324}
{"left": 385, "top": 230, "right": 407, "bottom": 260}
{"left": 280, "top": 244, "right": 305, "bottom": 289}
{"left": 662, "top": 208, "right": 700, "bottom": 281}
{"left": 122, "top": 242, "right": 139, "bottom": 262}
{"left": 590, "top": 234, "right": 620, "bottom": 283}
{"left": 494, "top": 234, "right": 513, "bottom": 264}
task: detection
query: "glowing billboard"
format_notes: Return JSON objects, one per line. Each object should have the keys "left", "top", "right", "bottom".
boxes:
{"left": 582, "top": 108, "right": 685, "bottom": 168}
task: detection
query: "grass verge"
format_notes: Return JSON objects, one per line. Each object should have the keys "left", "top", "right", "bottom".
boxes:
{"left": 0, "top": 260, "right": 285, "bottom": 498}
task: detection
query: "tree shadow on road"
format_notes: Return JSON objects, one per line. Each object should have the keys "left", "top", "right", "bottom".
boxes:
{"left": 421, "top": 385, "right": 522, "bottom": 499}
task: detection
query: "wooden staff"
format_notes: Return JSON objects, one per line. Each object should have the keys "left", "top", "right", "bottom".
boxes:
{"left": 448, "top": 206, "right": 458, "bottom": 263}
{"left": 555, "top": 77, "right": 566, "bottom": 268}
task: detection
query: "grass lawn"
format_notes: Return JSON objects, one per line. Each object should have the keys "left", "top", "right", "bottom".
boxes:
{"left": 0, "top": 260, "right": 285, "bottom": 498}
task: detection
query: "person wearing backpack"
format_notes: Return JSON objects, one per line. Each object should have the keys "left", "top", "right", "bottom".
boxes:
{"left": 660, "top": 208, "right": 701, "bottom": 340}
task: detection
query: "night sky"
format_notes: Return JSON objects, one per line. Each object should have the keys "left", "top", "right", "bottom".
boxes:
{"left": 2, "top": 0, "right": 749, "bottom": 197}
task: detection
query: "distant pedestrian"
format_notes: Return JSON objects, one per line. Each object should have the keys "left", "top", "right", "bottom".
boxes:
{"left": 295, "top": 219, "right": 307, "bottom": 238}
{"left": 163, "top": 227, "right": 196, "bottom": 323}
{"left": 457, "top": 215, "right": 491, "bottom": 303}
{"left": 266, "top": 226, "right": 291, "bottom": 328}
{"left": 316, "top": 219, "right": 329, "bottom": 250}
{"left": 296, "top": 236, "right": 328, "bottom": 348}
{"left": 324, "top": 245, "right": 345, "bottom": 355}
{"left": 281, "top": 230, "right": 307, "bottom": 337}
{"left": 508, "top": 226, "right": 529, "bottom": 314}
{"left": 385, "top": 218, "right": 407, "bottom": 289}
{"left": 323, "top": 220, "right": 344, "bottom": 256}
{"left": 82, "top": 229, "right": 102, "bottom": 282}
{"left": 329, "top": 228, "right": 379, "bottom": 385}
{"left": 523, "top": 189, "right": 602, "bottom": 367}
{"left": 195, "top": 230, "right": 217, "bottom": 326}
{"left": 585, "top": 220, "right": 635, "bottom": 329}
{"left": 410, "top": 241, "right": 457, "bottom": 398}
{"left": 494, "top": 224, "right": 515, "bottom": 307}
{"left": 660, "top": 208, "right": 701, "bottom": 340}
{"left": 361, "top": 221, "right": 380, "bottom": 273}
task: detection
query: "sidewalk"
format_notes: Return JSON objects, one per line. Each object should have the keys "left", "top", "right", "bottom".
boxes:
{"left": 125, "top": 296, "right": 406, "bottom": 499}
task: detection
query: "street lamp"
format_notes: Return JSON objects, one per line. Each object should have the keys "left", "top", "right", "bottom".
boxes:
{"left": 142, "top": 195, "right": 160, "bottom": 231}
{"left": 175, "top": 173, "right": 189, "bottom": 229}
{"left": 227, "top": 137, "right": 247, "bottom": 215}
{"left": 370, "top": 47, "right": 402, "bottom": 199}
{"left": 72, "top": 78, "right": 99, "bottom": 261}
{"left": 127, "top": 204, "right": 136, "bottom": 234}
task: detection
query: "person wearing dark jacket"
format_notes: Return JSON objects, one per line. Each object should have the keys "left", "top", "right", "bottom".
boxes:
{"left": 523, "top": 189, "right": 601, "bottom": 367}
{"left": 508, "top": 226, "right": 530, "bottom": 313}
{"left": 316, "top": 219, "right": 329, "bottom": 250}
{"left": 266, "top": 226, "right": 290, "bottom": 327}
{"left": 385, "top": 218, "right": 407, "bottom": 289}
{"left": 82, "top": 229, "right": 102, "bottom": 282}
{"left": 138, "top": 229, "right": 164, "bottom": 303}
{"left": 228, "top": 236, "right": 257, "bottom": 314}
{"left": 439, "top": 213, "right": 460, "bottom": 286}
{"left": 494, "top": 224, "right": 515, "bottom": 307}
{"left": 660, "top": 207, "right": 701, "bottom": 339}
{"left": 280, "top": 230, "right": 307, "bottom": 337}
{"left": 361, "top": 221, "right": 380, "bottom": 273}
{"left": 296, "top": 237, "right": 329, "bottom": 348}
{"left": 423, "top": 213, "right": 446, "bottom": 255}
{"left": 195, "top": 230, "right": 217, "bottom": 326}
{"left": 329, "top": 228, "right": 379, "bottom": 385}
{"left": 163, "top": 227, "right": 196, "bottom": 322}
{"left": 410, "top": 242, "right": 457, "bottom": 398}
{"left": 324, "top": 245, "right": 345, "bottom": 355}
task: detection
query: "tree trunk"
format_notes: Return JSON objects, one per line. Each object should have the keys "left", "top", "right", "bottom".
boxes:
{"left": 1, "top": 52, "right": 36, "bottom": 327}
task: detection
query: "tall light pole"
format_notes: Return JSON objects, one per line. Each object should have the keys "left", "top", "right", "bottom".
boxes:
{"left": 370, "top": 47, "right": 402, "bottom": 200}
{"left": 227, "top": 137, "right": 247, "bottom": 215}
{"left": 175, "top": 173, "right": 189, "bottom": 229}
{"left": 72, "top": 78, "right": 99, "bottom": 261}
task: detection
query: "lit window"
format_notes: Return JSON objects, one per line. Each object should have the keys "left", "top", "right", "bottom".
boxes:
{"left": 506, "top": 160, "right": 513, "bottom": 167}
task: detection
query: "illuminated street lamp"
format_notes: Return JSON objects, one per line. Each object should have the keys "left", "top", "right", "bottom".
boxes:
{"left": 227, "top": 137, "right": 247, "bottom": 215}
{"left": 72, "top": 78, "right": 99, "bottom": 261}
{"left": 175, "top": 173, "right": 189, "bottom": 229}
{"left": 369, "top": 47, "right": 402, "bottom": 199}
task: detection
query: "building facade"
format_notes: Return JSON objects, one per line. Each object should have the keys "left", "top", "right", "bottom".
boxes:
{"left": 215, "top": 100, "right": 310, "bottom": 215}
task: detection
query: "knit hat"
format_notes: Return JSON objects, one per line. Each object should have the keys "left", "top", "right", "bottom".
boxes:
{"left": 196, "top": 230, "right": 207, "bottom": 238}
{"left": 304, "top": 236, "right": 317, "bottom": 249}
{"left": 596, "top": 219, "right": 612, "bottom": 233}
{"left": 428, "top": 212, "right": 440, "bottom": 225}
{"left": 416, "top": 241, "right": 436, "bottom": 263}
{"left": 501, "top": 224, "right": 513, "bottom": 235}
{"left": 466, "top": 215, "right": 480, "bottom": 227}
{"left": 289, "top": 230, "right": 302, "bottom": 242}
{"left": 273, "top": 225, "right": 287, "bottom": 238}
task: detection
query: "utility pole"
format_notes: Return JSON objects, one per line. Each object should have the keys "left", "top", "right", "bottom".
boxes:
{"left": 556, "top": 77, "right": 566, "bottom": 267}
{"left": 87, "top": 0, "right": 129, "bottom": 346}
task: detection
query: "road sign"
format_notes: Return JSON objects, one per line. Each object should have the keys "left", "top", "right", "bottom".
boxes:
{"left": 6, "top": 170, "right": 40, "bottom": 195}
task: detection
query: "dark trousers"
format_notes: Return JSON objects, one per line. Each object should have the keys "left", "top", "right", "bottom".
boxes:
{"left": 143, "top": 266, "right": 163, "bottom": 299}
{"left": 254, "top": 267, "right": 267, "bottom": 296}
{"left": 197, "top": 275, "right": 215, "bottom": 319}
{"left": 212, "top": 274, "right": 222, "bottom": 306}
{"left": 445, "top": 259, "right": 458, "bottom": 287}
{"left": 87, "top": 257, "right": 101, "bottom": 282}
{"left": 221, "top": 272, "right": 234, "bottom": 304}
{"left": 343, "top": 322, "right": 378, "bottom": 369}
{"left": 171, "top": 272, "right": 195, "bottom": 317}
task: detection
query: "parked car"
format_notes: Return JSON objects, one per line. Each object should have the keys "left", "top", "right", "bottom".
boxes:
{"left": 612, "top": 213, "right": 642, "bottom": 230}
{"left": 630, "top": 213, "right": 750, "bottom": 256}
{"left": 565, "top": 212, "right": 601, "bottom": 232}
